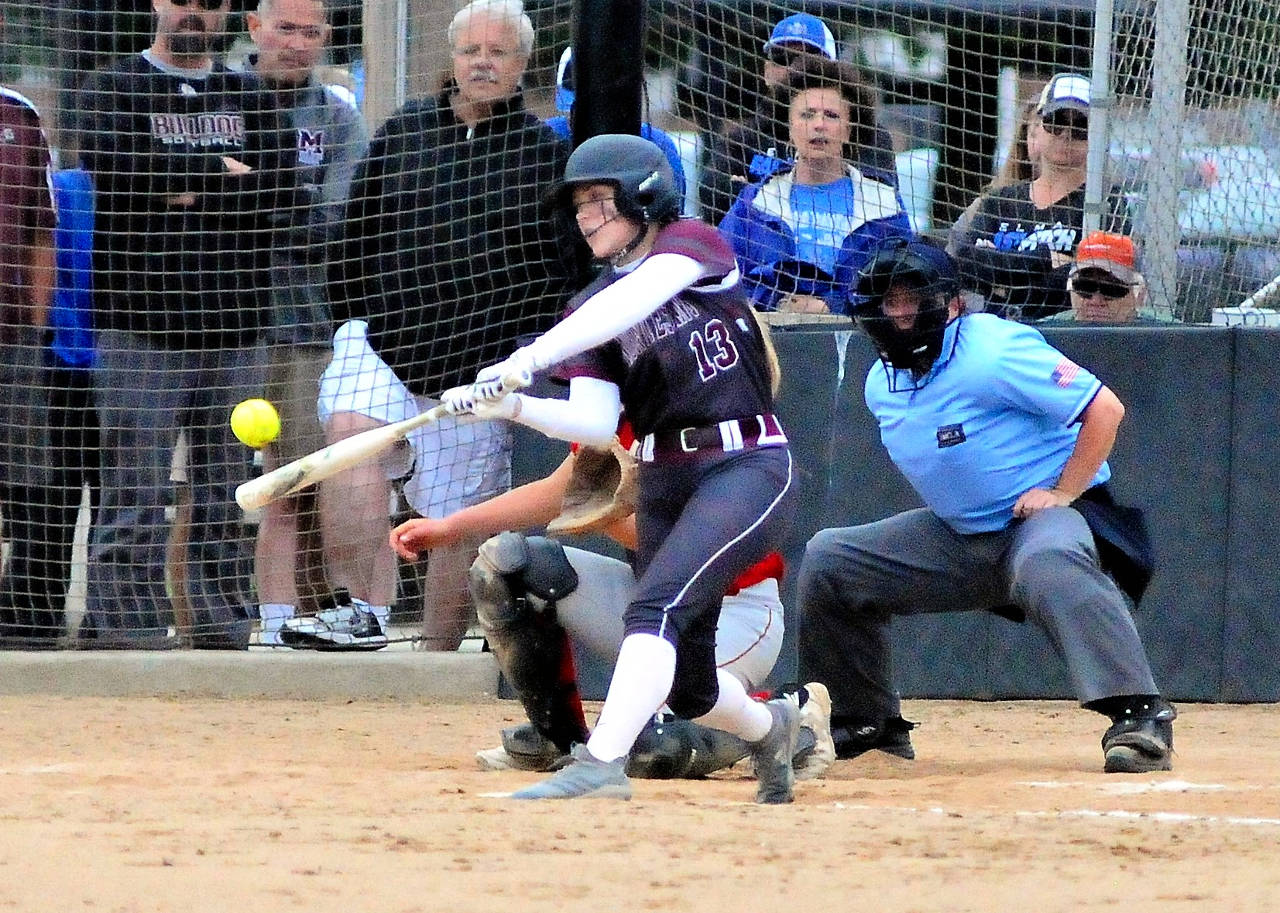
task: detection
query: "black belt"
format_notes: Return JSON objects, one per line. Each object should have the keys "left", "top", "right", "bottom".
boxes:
{"left": 629, "top": 414, "right": 787, "bottom": 462}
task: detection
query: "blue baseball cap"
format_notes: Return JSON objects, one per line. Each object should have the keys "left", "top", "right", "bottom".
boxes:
{"left": 764, "top": 13, "right": 837, "bottom": 61}
{"left": 555, "top": 46, "right": 575, "bottom": 112}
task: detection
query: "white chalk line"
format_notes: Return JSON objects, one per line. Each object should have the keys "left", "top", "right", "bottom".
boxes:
{"left": 830, "top": 800, "right": 1280, "bottom": 829}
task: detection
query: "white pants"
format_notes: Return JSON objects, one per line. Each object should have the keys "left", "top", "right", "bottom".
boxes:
{"left": 558, "top": 546, "right": 783, "bottom": 691}
{"left": 317, "top": 320, "right": 511, "bottom": 517}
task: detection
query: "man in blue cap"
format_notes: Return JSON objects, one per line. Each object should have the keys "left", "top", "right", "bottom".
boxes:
{"left": 544, "top": 46, "right": 686, "bottom": 205}
{"left": 699, "top": 11, "right": 898, "bottom": 224}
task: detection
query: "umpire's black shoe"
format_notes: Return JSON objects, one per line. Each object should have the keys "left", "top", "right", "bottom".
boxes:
{"left": 1102, "top": 700, "right": 1176, "bottom": 773}
{"left": 832, "top": 715, "right": 916, "bottom": 761}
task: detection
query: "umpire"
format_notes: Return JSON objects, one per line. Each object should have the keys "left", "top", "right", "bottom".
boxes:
{"left": 797, "top": 238, "right": 1175, "bottom": 773}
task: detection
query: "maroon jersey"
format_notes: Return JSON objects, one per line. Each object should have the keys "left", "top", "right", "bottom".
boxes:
{"left": 0, "top": 88, "right": 55, "bottom": 336}
{"left": 559, "top": 219, "right": 775, "bottom": 438}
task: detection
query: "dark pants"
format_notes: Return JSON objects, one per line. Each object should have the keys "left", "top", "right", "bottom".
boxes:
{"left": 798, "top": 507, "right": 1160, "bottom": 725}
{"left": 85, "top": 330, "right": 265, "bottom": 645}
{"left": 626, "top": 445, "right": 794, "bottom": 718}
{"left": 0, "top": 360, "right": 100, "bottom": 640}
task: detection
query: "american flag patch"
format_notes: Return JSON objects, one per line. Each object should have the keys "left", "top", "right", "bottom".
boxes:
{"left": 1051, "top": 358, "right": 1080, "bottom": 387}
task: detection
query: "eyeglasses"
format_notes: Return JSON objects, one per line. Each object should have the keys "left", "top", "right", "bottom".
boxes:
{"left": 1041, "top": 115, "right": 1088, "bottom": 141}
{"left": 1072, "top": 277, "right": 1131, "bottom": 300}
{"left": 171, "top": 0, "right": 228, "bottom": 9}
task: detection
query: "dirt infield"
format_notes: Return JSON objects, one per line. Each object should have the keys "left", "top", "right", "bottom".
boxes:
{"left": 3, "top": 696, "right": 1276, "bottom": 912}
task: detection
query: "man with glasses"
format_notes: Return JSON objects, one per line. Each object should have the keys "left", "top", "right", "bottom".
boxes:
{"left": 699, "top": 11, "right": 897, "bottom": 224}
{"left": 799, "top": 238, "right": 1176, "bottom": 774}
{"left": 309, "top": 0, "right": 580, "bottom": 651}
{"left": 1042, "top": 232, "right": 1176, "bottom": 325}
{"left": 78, "top": 0, "right": 297, "bottom": 648}
{"left": 240, "top": 0, "right": 370, "bottom": 646}
{"left": 953, "top": 73, "right": 1131, "bottom": 322}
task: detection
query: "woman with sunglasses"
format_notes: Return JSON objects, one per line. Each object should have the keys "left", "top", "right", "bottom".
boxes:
{"left": 952, "top": 73, "right": 1131, "bottom": 322}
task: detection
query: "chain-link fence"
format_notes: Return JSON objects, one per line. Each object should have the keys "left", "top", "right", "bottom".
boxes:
{"left": 0, "top": 0, "right": 1276, "bottom": 649}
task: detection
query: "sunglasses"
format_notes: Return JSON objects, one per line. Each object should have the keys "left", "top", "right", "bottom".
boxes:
{"left": 1072, "top": 277, "right": 1131, "bottom": 300}
{"left": 766, "top": 46, "right": 805, "bottom": 66}
{"left": 1041, "top": 115, "right": 1089, "bottom": 141}
{"left": 171, "top": 0, "right": 228, "bottom": 9}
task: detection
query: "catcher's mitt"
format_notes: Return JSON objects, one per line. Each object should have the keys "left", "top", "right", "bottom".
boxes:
{"left": 546, "top": 440, "right": 638, "bottom": 536}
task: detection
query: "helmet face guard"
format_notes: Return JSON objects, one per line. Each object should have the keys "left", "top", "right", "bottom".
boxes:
{"left": 851, "top": 239, "right": 959, "bottom": 379}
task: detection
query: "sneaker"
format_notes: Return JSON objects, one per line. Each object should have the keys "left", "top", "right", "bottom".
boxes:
{"left": 832, "top": 715, "right": 916, "bottom": 760}
{"left": 476, "top": 723, "right": 566, "bottom": 772}
{"left": 278, "top": 603, "right": 387, "bottom": 651}
{"left": 509, "top": 744, "right": 632, "bottom": 800}
{"left": 751, "top": 697, "right": 800, "bottom": 804}
{"left": 794, "top": 682, "right": 835, "bottom": 781}
{"left": 1102, "top": 700, "right": 1176, "bottom": 773}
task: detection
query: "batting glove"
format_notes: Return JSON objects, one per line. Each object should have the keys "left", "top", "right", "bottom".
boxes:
{"left": 473, "top": 347, "right": 539, "bottom": 403}
{"left": 440, "top": 385, "right": 478, "bottom": 416}
{"left": 440, "top": 385, "right": 523, "bottom": 421}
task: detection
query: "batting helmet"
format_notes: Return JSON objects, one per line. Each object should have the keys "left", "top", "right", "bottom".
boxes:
{"left": 851, "top": 238, "right": 959, "bottom": 379}
{"left": 552, "top": 134, "right": 682, "bottom": 225}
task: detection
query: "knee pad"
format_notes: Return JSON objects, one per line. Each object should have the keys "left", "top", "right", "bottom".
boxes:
{"left": 468, "top": 532, "right": 587, "bottom": 752}
{"left": 626, "top": 717, "right": 751, "bottom": 780}
{"left": 470, "top": 532, "right": 579, "bottom": 632}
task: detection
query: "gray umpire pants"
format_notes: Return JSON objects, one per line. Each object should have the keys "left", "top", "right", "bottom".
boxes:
{"left": 797, "top": 506, "right": 1159, "bottom": 723}
{"left": 86, "top": 329, "right": 266, "bottom": 643}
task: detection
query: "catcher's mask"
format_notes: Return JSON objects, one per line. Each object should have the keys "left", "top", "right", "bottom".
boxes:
{"left": 851, "top": 238, "right": 959, "bottom": 385}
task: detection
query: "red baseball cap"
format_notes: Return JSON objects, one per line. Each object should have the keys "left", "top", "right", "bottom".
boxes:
{"left": 1071, "top": 232, "right": 1137, "bottom": 284}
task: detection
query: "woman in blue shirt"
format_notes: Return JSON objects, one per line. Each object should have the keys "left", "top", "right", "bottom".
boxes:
{"left": 719, "top": 56, "right": 912, "bottom": 315}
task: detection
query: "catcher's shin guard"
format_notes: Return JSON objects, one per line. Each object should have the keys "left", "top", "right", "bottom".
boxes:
{"left": 626, "top": 717, "right": 753, "bottom": 779}
{"left": 470, "top": 533, "right": 589, "bottom": 752}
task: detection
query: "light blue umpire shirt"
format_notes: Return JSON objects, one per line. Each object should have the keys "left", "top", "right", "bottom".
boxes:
{"left": 864, "top": 312, "right": 1108, "bottom": 533}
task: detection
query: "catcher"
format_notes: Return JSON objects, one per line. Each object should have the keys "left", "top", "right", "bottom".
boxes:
{"left": 390, "top": 424, "right": 834, "bottom": 781}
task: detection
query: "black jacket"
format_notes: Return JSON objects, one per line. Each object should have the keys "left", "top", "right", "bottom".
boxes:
{"left": 331, "top": 85, "right": 582, "bottom": 396}
{"left": 79, "top": 53, "right": 298, "bottom": 346}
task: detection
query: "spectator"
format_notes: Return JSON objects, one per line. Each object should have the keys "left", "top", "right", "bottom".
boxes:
{"left": 32, "top": 168, "right": 101, "bottom": 648}
{"left": 545, "top": 46, "right": 686, "bottom": 205}
{"left": 698, "top": 11, "right": 898, "bottom": 225}
{"left": 719, "top": 56, "right": 912, "bottom": 315}
{"left": 243, "top": 0, "right": 370, "bottom": 646}
{"left": 952, "top": 73, "right": 1130, "bottom": 321}
{"left": 0, "top": 62, "right": 58, "bottom": 648}
{"left": 290, "top": 0, "right": 579, "bottom": 651}
{"left": 1043, "top": 231, "right": 1174, "bottom": 325}
{"left": 947, "top": 93, "right": 1045, "bottom": 256}
{"left": 78, "top": 0, "right": 297, "bottom": 649}
{"left": 799, "top": 239, "right": 1176, "bottom": 773}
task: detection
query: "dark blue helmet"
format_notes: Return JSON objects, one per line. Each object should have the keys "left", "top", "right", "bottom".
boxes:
{"left": 552, "top": 134, "right": 681, "bottom": 225}
{"left": 851, "top": 238, "right": 959, "bottom": 378}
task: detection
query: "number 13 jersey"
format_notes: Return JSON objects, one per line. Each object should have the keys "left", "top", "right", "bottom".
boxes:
{"left": 557, "top": 219, "right": 776, "bottom": 439}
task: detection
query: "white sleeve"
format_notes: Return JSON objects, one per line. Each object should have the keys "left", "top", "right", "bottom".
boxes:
{"left": 510, "top": 376, "right": 621, "bottom": 448}
{"left": 522, "top": 253, "right": 708, "bottom": 370}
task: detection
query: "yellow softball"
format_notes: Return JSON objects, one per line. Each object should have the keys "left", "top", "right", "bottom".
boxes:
{"left": 230, "top": 398, "right": 281, "bottom": 449}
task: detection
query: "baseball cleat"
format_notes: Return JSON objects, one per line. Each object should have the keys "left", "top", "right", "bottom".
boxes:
{"left": 476, "top": 724, "right": 567, "bottom": 772}
{"left": 794, "top": 682, "right": 835, "bottom": 780}
{"left": 278, "top": 603, "right": 387, "bottom": 651}
{"left": 832, "top": 715, "right": 917, "bottom": 760}
{"left": 509, "top": 744, "right": 631, "bottom": 800}
{"left": 1102, "top": 700, "right": 1176, "bottom": 773}
{"left": 751, "top": 697, "right": 800, "bottom": 804}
